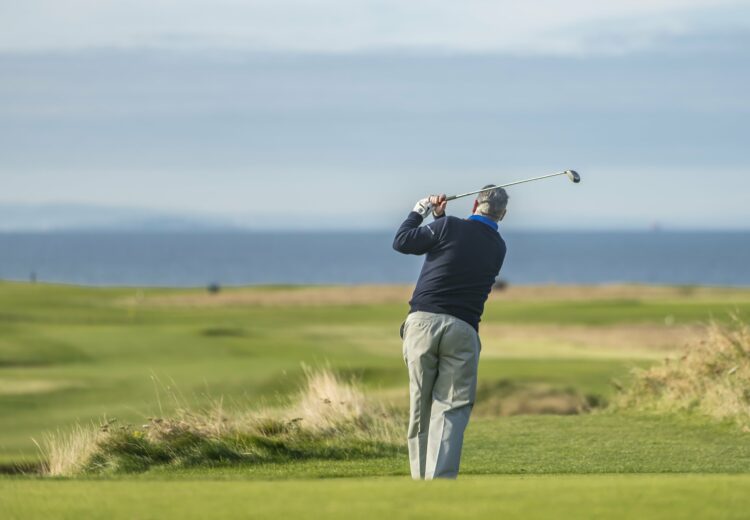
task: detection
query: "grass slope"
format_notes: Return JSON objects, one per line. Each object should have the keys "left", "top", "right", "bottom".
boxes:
{"left": 3, "top": 283, "right": 750, "bottom": 519}
{"left": 2, "top": 283, "right": 750, "bottom": 462}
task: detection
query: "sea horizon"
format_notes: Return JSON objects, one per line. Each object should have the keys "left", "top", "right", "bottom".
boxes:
{"left": 1, "top": 229, "right": 749, "bottom": 288}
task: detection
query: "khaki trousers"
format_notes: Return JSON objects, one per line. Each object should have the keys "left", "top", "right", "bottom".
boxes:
{"left": 402, "top": 311, "right": 481, "bottom": 480}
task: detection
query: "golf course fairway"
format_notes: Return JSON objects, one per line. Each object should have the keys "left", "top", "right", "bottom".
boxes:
{"left": 4, "top": 475, "right": 750, "bottom": 520}
{"left": 2, "top": 282, "right": 750, "bottom": 518}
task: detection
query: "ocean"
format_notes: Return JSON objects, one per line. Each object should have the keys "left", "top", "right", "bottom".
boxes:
{"left": 0, "top": 231, "right": 748, "bottom": 287}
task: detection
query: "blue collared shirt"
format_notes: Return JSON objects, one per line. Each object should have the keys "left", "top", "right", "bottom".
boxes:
{"left": 467, "top": 214, "right": 499, "bottom": 231}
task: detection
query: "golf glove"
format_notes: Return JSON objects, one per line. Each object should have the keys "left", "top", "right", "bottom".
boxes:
{"left": 413, "top": 198, "right": 433, "bottom": 218}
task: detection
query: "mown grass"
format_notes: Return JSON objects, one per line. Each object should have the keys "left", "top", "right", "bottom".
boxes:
{"left": 3, "top": 475, "right": 750, "bottom": 520}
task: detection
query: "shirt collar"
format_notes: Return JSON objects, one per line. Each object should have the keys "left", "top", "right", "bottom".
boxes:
{"left": 467, "top": 214, "right": 499, "bottom": 231}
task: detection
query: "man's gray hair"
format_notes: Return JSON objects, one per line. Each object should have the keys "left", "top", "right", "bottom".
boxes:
{"left": 475, "top": 185, "right": 509, "bottom": 221}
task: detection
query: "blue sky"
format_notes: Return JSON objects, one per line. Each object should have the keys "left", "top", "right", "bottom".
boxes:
{"left": 1, "top": 1, "right": 749, "bottom": 229}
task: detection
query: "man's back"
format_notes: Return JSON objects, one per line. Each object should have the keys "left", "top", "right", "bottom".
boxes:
{"left": 393, "top": 213, "right": 506, "bottom": 330}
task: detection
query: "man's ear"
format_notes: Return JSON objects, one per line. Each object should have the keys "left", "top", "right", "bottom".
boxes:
{"left": 472, "top": 200, "right": 479, "bottom": 213}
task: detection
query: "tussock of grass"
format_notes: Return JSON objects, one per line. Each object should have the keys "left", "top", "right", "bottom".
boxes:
{"left": 615, "top": 317, "right": 750, "bottom": 427}
{"left": 33, "top": 424, "right": 102, "bottom": 477}
{"left": 37, "top": 368, "right": 403, "bottom": 476}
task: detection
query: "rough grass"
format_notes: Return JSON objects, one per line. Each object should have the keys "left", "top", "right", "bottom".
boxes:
{"left": 473, "top": 380, "right": 600, "bottom": 416}
{"left": 615, "top": 317, "right": 750, "bottom": 428}
{"left": 32, "top": 425, "right": 100, "bottom": 477}
{"left": 36, "top": 368, "right": 403, "bottom": 476}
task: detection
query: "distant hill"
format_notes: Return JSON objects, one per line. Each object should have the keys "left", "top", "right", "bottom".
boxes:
{"left": 0, "top": 203, "right": 240, "bottom": 232}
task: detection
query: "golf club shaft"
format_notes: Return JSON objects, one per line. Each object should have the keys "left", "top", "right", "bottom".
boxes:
{"left": 446, "top": 171, "right": 571, "bottom": 201}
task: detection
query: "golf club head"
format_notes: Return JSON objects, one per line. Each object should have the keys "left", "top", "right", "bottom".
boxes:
{"left": 566, "top": 170, "right": 581, "bottom": 183}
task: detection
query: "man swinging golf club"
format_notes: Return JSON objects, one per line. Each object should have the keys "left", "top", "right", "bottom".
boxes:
{"left": 393, "top": 185, "right": 508, "bottom": 480}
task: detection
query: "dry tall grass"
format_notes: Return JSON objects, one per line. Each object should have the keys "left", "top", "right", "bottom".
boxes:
{"left": 34, "top": 424, "right": 103, "bottom": 477}
{"left": 288, "top": 367, "right": 399, "bottom": 441}
{"left": 615, "top": 317, "right": 750, "bottom": 427}
{"left": 38, "top": 368, "right": 402, "bottom": 476}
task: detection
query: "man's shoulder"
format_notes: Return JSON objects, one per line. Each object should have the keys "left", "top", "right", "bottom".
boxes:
{"left": 432, "top": 215, "right": 466, "bottom": 236}
{"left": 441, "top": 215, "right": 468, "bottom": 228}
{"left": 429, "top": 214, "right": 458, "bottom": 230}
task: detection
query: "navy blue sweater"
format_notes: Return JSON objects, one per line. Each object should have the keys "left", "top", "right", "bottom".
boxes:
{"left": 393, "top": 211, "right": 506, "bottom": 330}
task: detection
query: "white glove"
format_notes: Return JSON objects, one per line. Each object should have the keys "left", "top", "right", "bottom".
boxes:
{"left": 412, "top": 198, "right": 433, "bottom": 218}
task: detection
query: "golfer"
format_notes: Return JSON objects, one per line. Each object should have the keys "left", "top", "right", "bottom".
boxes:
{"left": 393, "top": 186, "right": 508, "bottom": 480}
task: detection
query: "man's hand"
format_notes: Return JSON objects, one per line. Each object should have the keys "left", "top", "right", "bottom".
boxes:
{"left": 412, "top": 197, "right": 433, "bottom": 218}
{"left": 429, "top": 194, "right": 447, "bottom": 218}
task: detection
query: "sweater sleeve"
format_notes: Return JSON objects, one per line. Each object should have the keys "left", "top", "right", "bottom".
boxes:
{"left": 392, "top": 211, "right": 446, "bottom": 255}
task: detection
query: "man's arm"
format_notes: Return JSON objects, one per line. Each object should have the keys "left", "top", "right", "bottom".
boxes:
{"left": 392, "top": 195, "right": 447, "bottom": 255}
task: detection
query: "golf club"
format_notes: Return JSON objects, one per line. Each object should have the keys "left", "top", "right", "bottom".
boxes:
{"left": 445, "top": 170, "right": 581, "bottom": 201}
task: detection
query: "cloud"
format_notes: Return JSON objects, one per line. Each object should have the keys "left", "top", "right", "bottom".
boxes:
{"left": 0, "top": 0, "right": 746, "bottom": 54}
{"left": 1, "top": 1, "right": 748, "bottom": 228}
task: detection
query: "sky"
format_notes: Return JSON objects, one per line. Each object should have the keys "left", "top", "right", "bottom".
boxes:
{"left": 1, "top": 0, "right": 749, "bottom": 230}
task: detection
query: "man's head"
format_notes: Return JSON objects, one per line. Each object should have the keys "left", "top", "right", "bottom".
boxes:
{"left": 473, "top": 185, "right": 509, "bottom": 222}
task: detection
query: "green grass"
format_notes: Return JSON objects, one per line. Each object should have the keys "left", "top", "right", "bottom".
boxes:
{"left": 5, "top": 413, "right": 750, "bottom": 518}
{"left": 3, "top": 282, "right": 750, "bottom": 518}
{"left": 29, "top": 413, "right": 748, "bottom": 480}
{"left": 3, "top": 475, "right": 750, "bottom": 520}
{"left": 4, "top": 282, "right": 748, "bottom": 463}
